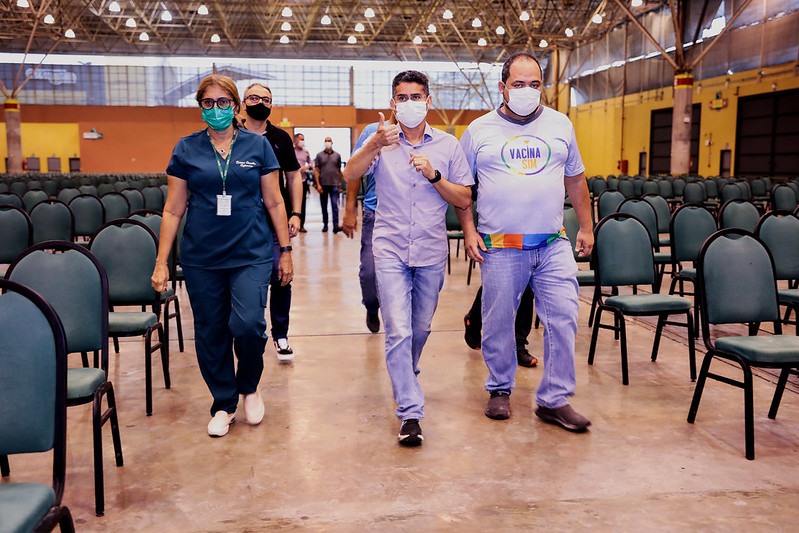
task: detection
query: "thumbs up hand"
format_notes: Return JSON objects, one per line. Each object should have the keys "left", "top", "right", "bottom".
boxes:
{"left": 374, "top": 111, "right": 400, "bottom": 147}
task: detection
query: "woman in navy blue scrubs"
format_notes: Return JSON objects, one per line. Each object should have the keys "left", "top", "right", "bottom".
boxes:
{"left": 151, "top": 74, "right": 293, "bottom": 438}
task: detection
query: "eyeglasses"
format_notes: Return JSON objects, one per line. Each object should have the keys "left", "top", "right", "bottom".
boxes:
{"left": 199, "top": 97, "right": 233, "bottom": 110}
{"left": 393, "top": 94, "right": 427, "bottom": 103}
{"left": 245, "top": 95, "right": 272, "bottom": 105}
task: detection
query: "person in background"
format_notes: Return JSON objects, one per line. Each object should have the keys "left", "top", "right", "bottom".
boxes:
{"left": 344, "top": 70, "right": 472, "bottom": 447}
{"left": 293, "top": 132, "right": 314, "bottom": 233}
{"left": 240, "top": 83, "right": 303, "bottom": 362}
{"left": 314, "top": 137, "right": 343, "bottom": 233}
{"left": 151, "top": 74, "right": 292, "bottom": 438}
{"left": 342, "top": 122, "right": 380, "bottom": 333}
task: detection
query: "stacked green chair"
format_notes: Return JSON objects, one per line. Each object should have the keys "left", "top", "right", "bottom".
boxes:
{"left": 588, "top": 213, "right": 695, "bottom": 385}
{"left": 6, "top": 242, "right": 123, "bottom": 516}
{"left": 0, "top": 205, "right": 32, "bottom": 264}
{"left": 0, "top": 279, "right": 75, "bottom": 533}
{"left": 688, "top": 228, "right": 799, "bottom": 460}
{"left": 90, "top": 219, "right": 168, "bottom": 415}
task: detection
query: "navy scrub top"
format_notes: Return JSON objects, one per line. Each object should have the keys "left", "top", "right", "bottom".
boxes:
{"left": 166, "top": 127, "right": 280, "bottom": 269}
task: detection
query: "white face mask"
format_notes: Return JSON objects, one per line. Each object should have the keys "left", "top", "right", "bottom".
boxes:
{"left": 506, "top": 86, "right": 541, "bottom": 117}
{"left": 394, "top": 100, "right": 428, "bottom": 128}
{"left": 324, "top": 141, "right": 333, "bottom": 150}
{"left": 297, "top": 140, "right": 305, "bottom": 148}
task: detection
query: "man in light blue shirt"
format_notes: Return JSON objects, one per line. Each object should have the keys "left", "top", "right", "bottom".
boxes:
{"left": 344, "top": 71, "right": 473, "bottom": 447}
{"left": 342, "top": 122, "right": 380, "bottom": 333}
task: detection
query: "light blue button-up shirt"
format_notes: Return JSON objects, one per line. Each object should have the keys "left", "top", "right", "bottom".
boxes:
{"left": 363, "top": 123, "right": 474, "bottom": 267}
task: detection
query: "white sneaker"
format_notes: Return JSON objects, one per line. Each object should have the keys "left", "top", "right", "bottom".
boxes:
{"left": 243, "top": 391, "right": 265, "bottom": 425}
{"left": 274, "top": 338, "right": 294, "bottom": 363}
{"left": 207, "top": 411, "right": 235, "bottom": 437}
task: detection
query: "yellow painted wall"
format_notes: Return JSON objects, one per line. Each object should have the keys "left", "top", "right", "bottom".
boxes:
{"left": 0, "top": 123, "right": 79, "bottom": 173}
{"left": 566, "top": 61, "right": 799, "bottom": 177}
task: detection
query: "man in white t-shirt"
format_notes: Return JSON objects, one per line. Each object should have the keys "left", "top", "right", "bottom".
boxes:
{"left": 457, "top": 51, "right": 594, "bottom": 432}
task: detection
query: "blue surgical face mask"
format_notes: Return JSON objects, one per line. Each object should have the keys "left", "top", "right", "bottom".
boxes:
{"left": 202, "top": 106, "right": 235, "bottom": 131}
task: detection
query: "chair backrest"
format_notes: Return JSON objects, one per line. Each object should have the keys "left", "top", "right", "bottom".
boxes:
{"left": 56, "top": 187, "right": 81, "bottom": 205}
{"left": 30, "top": 200, "right": 75, "bottom": 244}
{"left": 718, "top": 199, "right": 760, "bottom": 232}
{"left": 750, "top": 178, "right": 767, "bottom": 197}
{"left": 101, "top": 191, "right": 131, "bottom": 222}
{"left": 642, "top": 193, "right": 670, "bottom": 234}
{"left": 737, "top": 180, "right": 752, "bottom": 201}
{"left": 617, "top": 179, "right": 635, "bottom": 198}
{"left": 682, "top": 182, "right": 705, "bottom": 204}
{"left": 141, "top": 187, "right": 164, "bottom": 211}
{"left": 0, "top": 182, "right": 9, "bottom": 193}
{"left": 670, "top": 203, "right": 717, "bottom": 263}
{"left": 0, "top": 278, "right": 68, "bottom": 503}
{"left": 7, "top": 241, "right": 108, "bottom": 359}
{"left": 78, "top": 185, "right": 98, "bottom": 196}
{"left": 632, "top": 177, "right": 644, "bottom": 197}
{"left": 641, "top": 180, "right": 659, "bottom": 196}
{"left": 445, "top": 203, "right": 462, "bottom": 232}
{"left": 704, "top": 178, "right": 719, "bottom": 199}
{"left": 657, "top": 179, "right": 674, "bottom": 199}
{"left": 121, "top": 188, "right": 145, "bottom": 212}
{"left": 58, "top": 177, "right": 75, "bottom": 190}
{"left": 90, "top": 219, "right": 159, "bottom": 305}
{"left": 672, "top": 178, "right": 686, "bottom": 197}
{"left": 591, "top": 177, "right": 608, "bottom": 197}
{"left": 720, "top": 183, "right": 743, "bottom": 203}
{"left": 597, "top": 189, "right": 625, "bottom": 220}
{"left": 114, "top": 181, "right": 131, "bottom": 192}
{"left": 97, "top": 183, "right": 115, "bottom": 196}
{"left": 772, "top": 184, "right": 798, "bottom": 212}
{"left": 69, "top": 194, "right": 106, "bottom": 238}
{"left": 128, "top": 180, "right": 145, "bottom": 191}
{"left": 755, "top": 211, "right": 799, "bottom": 282}
{"left": 563, "top": 206, "right": 590, "bottom": 263}
{"left": 606, "top": 176, "right": 619, "bottom": 190}
{"left": 42, "top": 180, "right": 58, "bottom": 196}
{"left": 22, "top": 189, "right": 49, "bottom": 212}
{"left": 9, "top": 181, "right": 27, "bottom": 196}
{"left": 0, "top": 191, "right": 24, "bottom": 209}
{"left": 594, "top": 213, "right": 655, "bottom": 287}
{"left": 0, "top": 205, "right": 33, "bottom": 263}
{"left": 697, "top": 229, "right": 780, "bottom": 332}
{"left": 618, "top": 197, "right": 659, "bottom": 248}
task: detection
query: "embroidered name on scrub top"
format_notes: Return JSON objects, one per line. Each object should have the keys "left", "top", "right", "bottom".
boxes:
{"left": 208, "top": 128, "right": 238, "bottom": 216}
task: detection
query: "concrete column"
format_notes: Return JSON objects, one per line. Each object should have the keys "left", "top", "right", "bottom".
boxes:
{"left": 4, "top": 99, "right": 23, "bottom": 173}
{"left": 670, "top": 73, "right": 693, "bottom": 175}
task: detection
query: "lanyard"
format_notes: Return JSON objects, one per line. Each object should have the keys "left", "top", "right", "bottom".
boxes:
{"left": 207, "top": 128, "right": 238, "bottom": 194}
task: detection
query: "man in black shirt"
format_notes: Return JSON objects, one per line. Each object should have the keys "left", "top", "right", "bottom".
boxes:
{"left": 314, "top": 137, "right": 343, "bottom": 233}
{"left": 241, "top": 83, "right": 303, "bottom": 362}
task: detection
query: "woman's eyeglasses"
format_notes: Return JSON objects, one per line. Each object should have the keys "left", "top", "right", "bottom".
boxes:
{"left": 199, "top": 97, "right": 233, "bottom": 110}
{"left": 245, "top": 95, "right": 272, "bottom": 105}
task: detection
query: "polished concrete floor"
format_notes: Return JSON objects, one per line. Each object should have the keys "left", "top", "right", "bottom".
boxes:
{"left": 7, "top": 197, "right": 799, "bottom": 532}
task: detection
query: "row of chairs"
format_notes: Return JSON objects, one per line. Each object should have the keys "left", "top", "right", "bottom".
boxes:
{"left": 1, "top": 215, "right": 180, "bottom": 519}
{"left": 0, "top": 173, "right": 167, "bottom": 196}
{"left": 0, "top": 184, "right": 166, "bottom": 214}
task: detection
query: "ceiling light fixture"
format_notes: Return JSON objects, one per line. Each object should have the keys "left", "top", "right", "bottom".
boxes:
{"left": 210, "top": 33, "right": 220, "bottom": 43}
{"left": 198, "top": 5, "right": 209, "bottom": 16}
{"left": 43, "top": 14, "right": 55, "bottom": 24}
{"left": 347, "top": 35, "right": 357, "bottom": 44}
{"left": 477, "top": 37, "right": 487, "bottom": 46}
{"left": 108, "top": 1, "right": 121, "bottom": 13}
{"left": 539, "top": 39, "right": 548, "bottom": 47}
{"left": 355, "top": 22, "right": 365, "bottom": 32}
{"left": 280, "top": 35, "right": 289, "bottom": 44}
{"left": 443, "top": 9, "right": 453, "bottom": 20}
{"left": 472, "top": 18, "right": 482, "bottom": 28}
{"left": 125, "top": 18, "right": 136, "bottom": 28}
{"left": 16, "top": 0, "right": 30, "bottom": 8}
{"left": 65, "top": 29, "right": 75, "bottom": 38}
{"left": 321, "top": 14, "right": 331, "bottom": 25}
{"left": 161, "top": 10, "right": 172, "bottom": 22}
{"left": 496, "top": 26, "right": 505, "bottom": 35}
{"left": 412, "top": 35, "right": 422, "bottom": 45}
{"left": 519, "top": 11, "right": 530, "bottom": 21}
{"left": 281, "top": 22, "right": 291, "bottom": 31}
{"left": 427, "top": 24, "right": 436, "bottom": 33}
{"left": 282, "top": 7, "right": 292, "bottom": 17}
{"left": 365, "top": 8, "right": 375, "bottom": 18}
{"left": 139, "top": 32, "right": 149, "bottom": 41}
{"left": 631, "top": 0, "right": 643, "bottom": 7}
{"left": 592, "top": 13, "right": 603, "bottom": 24}
{"left": 565, "top": 27, "right": 574, "bottom": 37}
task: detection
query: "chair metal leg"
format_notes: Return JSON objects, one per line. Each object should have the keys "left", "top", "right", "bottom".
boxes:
{"left": 687, "top": 352, "right": 714, "bottom": 423}
{"left": 92, "top": 390, "right": 105, "bottom": 516}
{"left": 81, "top": 351, "right": 90, "bottom": 367}
{"left": 686, "top": 310, "right": 696, "bottom": 381}
{"left": 106, "top": 385, "right": 124, "bottom": 467}
{"left": 651, "top": 314, "right": 666, "bottom": 362}
{"left": 617, "top": 310, "right": 629, "bottom": 385}
{"left": 174, "top": 300, "right": 184, "bottom": 352}
{"left": 0, "top": 455, "right": 9, "bottom": 477}
{"left": 743, "top": 362, "right": 755, "bottom": 460}
{"left": 112, "top": 335, "right": 120, "bottom": 353}
{"left": 157, "top": 323, "right": 170, "bottom": 389}
{"left": 768, "top": 368, "right": 791, "bottom": 420}
{"left": 587, "top": 306, "right": 604, "bottom": 365}
{"left": 145, "top": 332, "right": 153, "bottom": 416}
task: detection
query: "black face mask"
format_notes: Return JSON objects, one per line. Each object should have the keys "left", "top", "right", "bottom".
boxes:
{"left": 245, "top": 103, "right": 271, "bottom": 121}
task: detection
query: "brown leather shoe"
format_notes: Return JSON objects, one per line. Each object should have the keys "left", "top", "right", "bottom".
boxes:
{"left": 485, "top": 391, "right": 510, "bottom": 420}
{"left": 535, "top": 404, "right": 591, "bottom": 432}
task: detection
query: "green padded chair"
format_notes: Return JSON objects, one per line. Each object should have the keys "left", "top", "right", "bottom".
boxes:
{"left": 6, "top": 241, "right": 123, "bottom": 517}
{"left": 141, "top": 186, "right": 164, "bottom": 212}
{"left": 596, "top": 189, "right": 625, "bottom": 221}
{"left": 120, "top": 188, "right": 145, "bottom": 213}
{"left": 30, "top": 200, "right": 75, "bottom": 244}
{"left": 771, "top": 184, "right": 798, "bottom": 212}
{"left": 688, "top": 228, "right": 799, "bottom": 460}
{"left": 445, "top": 203, "right": 464, "bottom": 275}
{"left": 0, "top": 192, "right": 25, "bottom": 210}
{"left": 618, "top": 197, "right": 671, "bottom": 293}
{"left": 56, "top": 188, "right": 80, "bottom": 205}
{"left": 563, "top": 206, "right": 596, "bottom": 325}
{"left": 69, "top": 194, "right": 106, "bottom": 243}
{"left": 643, "top": 193, "right": 672, "bottom": 247}
{"left": 588, "top": 213, "right": 695, "bottom": 385}
{"left": 755, "top": 211, "right": 799, "bottom": 334}
{"left": 100, "top": 191, "right": 131, "bottom": 222}
{"left": 0, "top": 279, "right": 75, "bottom": 533}
{"left": 90, "top": 219, "right": 168, "bottom": 416}
{"left": 22, "top": 189, "right": 49, "bottom": 213}
{"left": 0, "top": 205, "right": 33, "bottom": 264}
{"left": 718, "top": 199, "right": 760, "bottom": 233}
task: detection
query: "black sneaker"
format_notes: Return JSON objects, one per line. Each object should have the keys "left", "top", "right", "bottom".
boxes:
{"left": 321, "top": 224, "right": 328, "bottom": 232}
{"left": 516, "top": 344, "right": 538, "bottom": 367}
{"left": 485, "top": 391, "right": 510, "bottom": 420}
{"left": 463, "top": 314, "right": 481, "bottom": 350}
{"left": 333, "top": 226, "right": 343, "bottom": 234}
{"left": 398, "top": 419, "right": 423, "bottom": 447}
{"left": 366, "top": 311, "right": 380, "bottom": 333}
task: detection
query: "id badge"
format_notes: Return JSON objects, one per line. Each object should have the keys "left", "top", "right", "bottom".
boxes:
{"left": 216, "top": 194, "right": 232, "bottom": 216}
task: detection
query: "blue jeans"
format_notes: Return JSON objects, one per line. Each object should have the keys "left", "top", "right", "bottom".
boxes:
{"left": 480, "top": 239, "right": 579, "bottom": 409}
{"left": 359, "top": 209, "right": 379, "bottom": 314}
{"left": 270, "top": 233, "right": 291, "bottom": 339}
{"left": 182, "top": 262, "right": 271, "bottom": 416}
{"left": 375, "top": 256, "right": 446, "bottom": 421}
{"left": 320, "top": 185, "right": 339, "bottom": 227}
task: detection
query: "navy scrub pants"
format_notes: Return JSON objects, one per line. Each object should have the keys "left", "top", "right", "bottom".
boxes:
{"left": 269, "top": 233, "right": 291, "bottom": 340}
{"left": 182, "top": 261, "right": 271, "bottom": 416}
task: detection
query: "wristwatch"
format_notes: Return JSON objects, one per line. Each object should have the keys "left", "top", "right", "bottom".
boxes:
{"left": 279, "top": 246, "right": 293, "bottom": 253}
{"left": 428, "top": 170, "right": 442, "bottom": 184}
{"left": 290, "top": 211, "right": 302, "bottom": 218}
